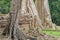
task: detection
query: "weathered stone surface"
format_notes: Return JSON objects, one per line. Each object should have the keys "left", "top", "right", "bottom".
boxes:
{"left": 0, "top": 14, "right": 10, "bottom": 27}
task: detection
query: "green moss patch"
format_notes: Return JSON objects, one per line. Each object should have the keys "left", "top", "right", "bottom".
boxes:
{"left": 42, "top": 30, "right": 60, "bottom": 38}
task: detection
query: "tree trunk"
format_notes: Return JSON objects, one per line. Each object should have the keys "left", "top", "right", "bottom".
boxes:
{"left": 35, "top": 0, "right": 56, "bottom": 29}
{"left": 9, "top": 0, "right": 27, "bottom": 40}
{"left": 19, "top": 0, "right": 60, "bottom": 40}
{"left": 1, "top": 0, "right": 60, "bottom": 40}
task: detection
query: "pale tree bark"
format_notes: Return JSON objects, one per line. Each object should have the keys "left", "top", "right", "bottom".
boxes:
{"left": 19, "top": 0, "right": 59, "bottom": 40}
{"left": 29, "top": 0, "right": 44, "bottom": 29}
{"left": 27, "top": 1, "right": 60, "bottom": 40}
{"left": 35, "top": 0, "right": 56, "bottom": 29}
{"left": 1, "top": 0, "right": 58, "bottom": 40}
{"left": 8, "top": 0, "right": 27, "bottom": 40}
{"left": 8, "top": 0, "right": 38, "bottom": 40}
{"left": 0, "top": 0, "right": 60, "bottom": 40}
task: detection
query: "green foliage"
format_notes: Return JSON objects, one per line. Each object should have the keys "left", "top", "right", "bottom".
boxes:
{"left": 0, "top": 0, "right": 10, "bottom": 14}
{"left": 49, "top": 0, "right": 60, "bottom": 26}
{"left": 33, "top": 0, "right": 35, "bottom": 2}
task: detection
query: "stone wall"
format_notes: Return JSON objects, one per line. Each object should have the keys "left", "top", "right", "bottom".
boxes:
{"left": 0, "top": 14, "right": 33, "bottom": 33}
{"left": 0, "top": 14, "right": 10, "bottom": 28}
